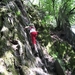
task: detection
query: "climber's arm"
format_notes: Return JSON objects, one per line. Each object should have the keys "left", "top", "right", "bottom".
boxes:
{"left": 25, "top": 26, "right": 29, "bottom": 29}
{"left": 24, "top": 26, "right": 29, "bottom": 30}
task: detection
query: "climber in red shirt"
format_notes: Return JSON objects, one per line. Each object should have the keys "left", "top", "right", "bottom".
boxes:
{"left": 25, "top": 23, "right": 38, "bottom": 55}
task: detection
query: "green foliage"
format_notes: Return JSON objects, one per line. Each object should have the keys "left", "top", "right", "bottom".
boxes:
{"left": 40, "top": 0, "right": 53, "bottom": 13}
{"left": 16, "top": 10, "right": 21, "bottom": 16}
{"left": 49, "top": 40, "right": 75, "bottom": 71}
{"left": 39, "top": 0, "right": 75, "bottom": 30}
{"left": 38, "top": 26, "right": 52, "bottom": 46}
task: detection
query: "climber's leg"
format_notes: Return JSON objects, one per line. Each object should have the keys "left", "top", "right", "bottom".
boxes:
{"left": 34, "top": 44, "right": 38, "bottom": 53}
{"left": 30, "top": 32, "right": 38, "bottom": 56}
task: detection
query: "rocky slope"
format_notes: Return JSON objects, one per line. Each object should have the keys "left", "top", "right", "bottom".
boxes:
{"left": 0, "top": 0, "right": 57, "bottom": 75}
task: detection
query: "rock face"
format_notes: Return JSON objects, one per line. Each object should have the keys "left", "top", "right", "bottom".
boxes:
{"left": 54, "top": 60, "right": 65, "bottom": 75}
{"left": 0, "top": 0, "right": 64, "bottom": 75}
